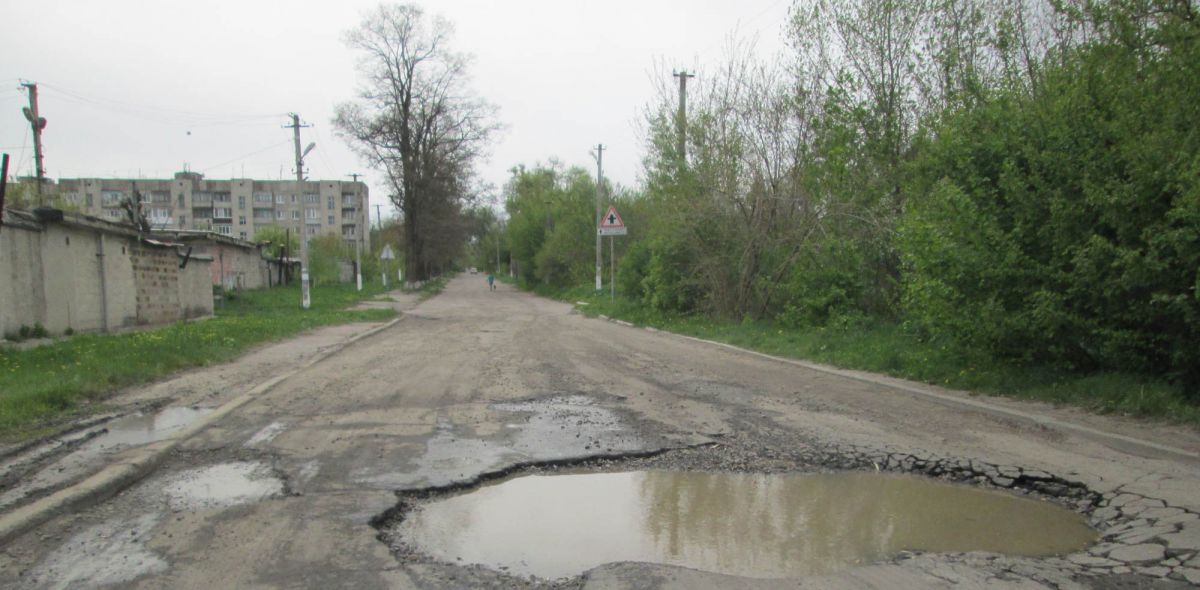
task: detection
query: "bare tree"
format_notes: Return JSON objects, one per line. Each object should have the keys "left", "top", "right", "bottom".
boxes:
{"left": 334, "top": 3, "right": 498, "bottom": 284}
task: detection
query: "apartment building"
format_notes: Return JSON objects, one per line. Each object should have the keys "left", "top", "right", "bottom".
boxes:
{"left": 54, "top": 171, "right": 370, "bottom": 251}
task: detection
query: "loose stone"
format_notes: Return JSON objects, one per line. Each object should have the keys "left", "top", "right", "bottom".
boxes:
{"left": 1134, "top": 566, "right": 1170, "bottom": 577}
{"left": 1107, "top": 543, "right": 1166, "bottom": 564}
{"left": 1160, "top": 524, "right": 1200, "bottom": 552}
{"left": 1178, "top": 568, "right": 1200, "bottom": 585}
{"left": 1068, "top": 554, "right": 1121, "bottom": 567}
{"left": 1116, "top": 525, "right": 1177, "bottom": 545}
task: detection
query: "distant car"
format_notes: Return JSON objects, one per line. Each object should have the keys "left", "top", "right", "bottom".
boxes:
{"left": 469, "top": 267, "right": 478, "bottom": 274}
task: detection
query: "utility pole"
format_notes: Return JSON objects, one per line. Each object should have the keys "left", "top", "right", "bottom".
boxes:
{"left": 348, "top": 173, "right": 363, "bottom": 291}
{"left": 592, "top": 144, "right": 605, "bottom": 291}
{"left": 286, "top": 113, "right": 314, "bottom": 309}
{"left": 375, "top": 204, "right": 382, "bottom": 230}
{"left": 20, "top": 82, "right": 47, "bottom": 204}
{"left": 672, "top": 70, "right": 694, "bottom": 168}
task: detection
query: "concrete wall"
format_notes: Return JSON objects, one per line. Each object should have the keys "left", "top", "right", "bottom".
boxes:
{"left": 0, "top": 211, "right": 213, "bottom": 338}
{"left": 178, "top": 256, "right": 215, "bottom": 319}
{"left": 0, "top": 220, "right": 44, "bottom": 336}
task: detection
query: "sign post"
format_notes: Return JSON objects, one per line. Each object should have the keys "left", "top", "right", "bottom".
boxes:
{"left": 597, "top": 206, "right": 626, "bottom": 302}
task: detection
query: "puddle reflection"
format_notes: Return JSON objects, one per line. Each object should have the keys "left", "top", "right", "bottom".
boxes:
{"left": 397, "top": 470, "right": 1096, "bottom": 579}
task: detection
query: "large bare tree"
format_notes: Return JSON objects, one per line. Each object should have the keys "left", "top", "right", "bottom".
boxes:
{"left": 335, "top": 3, "right": 497, "bottom": 284}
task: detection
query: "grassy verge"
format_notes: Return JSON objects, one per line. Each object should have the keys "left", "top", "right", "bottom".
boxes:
{"left": 540, "top": 284, "right": 1200, "bottom": 426}
{"left": 0, "top": 282, "right": 396, "bottom": 439}
{"left": 405, "top": 276, "right": 449, "bottom": 300}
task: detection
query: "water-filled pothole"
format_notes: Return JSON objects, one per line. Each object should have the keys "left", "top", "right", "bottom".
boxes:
{"left": 396, "top": 470, "right": 1096, "bottom": 579}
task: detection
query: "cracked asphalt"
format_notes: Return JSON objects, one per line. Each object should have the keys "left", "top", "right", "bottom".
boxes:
{"left": 1, "top": 276, "right": 1199, "bottom": 589}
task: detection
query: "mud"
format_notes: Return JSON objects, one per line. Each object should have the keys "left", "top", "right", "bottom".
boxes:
{"left": 0, "top": 407, "right": 213, "bottom": 512}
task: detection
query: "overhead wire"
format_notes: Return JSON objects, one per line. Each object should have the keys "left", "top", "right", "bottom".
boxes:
{"left": 37, "top": 82, "right": 284, "bottom": 128}
{"left": 199, "top": 139, "right": 291, "bottom": 174}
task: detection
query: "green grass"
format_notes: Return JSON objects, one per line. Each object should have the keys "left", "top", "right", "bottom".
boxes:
{"left": 0, "top": 282, "right": 397, "bottom": 439}
{"left": 541, "top": 285, "right": 1200, "bottom": 426}
{"left": 405, "top": 276, "right": 449, "bottom": 300}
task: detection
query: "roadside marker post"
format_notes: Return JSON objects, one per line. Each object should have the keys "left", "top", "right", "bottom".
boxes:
{"left": 380, "top": 244, "right": 395, "bottom": 288}
{"left": 598, "top": 206, "right": 626, "bottom": 302}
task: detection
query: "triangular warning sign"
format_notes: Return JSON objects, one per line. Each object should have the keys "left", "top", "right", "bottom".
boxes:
{"left": 599, "top": 206, "right": 625, "bottom": 229}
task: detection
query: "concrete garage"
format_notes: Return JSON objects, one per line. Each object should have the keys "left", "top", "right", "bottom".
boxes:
{"left": 0, "top": 208, "right": 213, "bottom": 338}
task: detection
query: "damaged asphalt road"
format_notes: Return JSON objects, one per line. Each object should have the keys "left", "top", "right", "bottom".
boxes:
{"left": 1, "top": 277, "right": 1199, "bottom": 589}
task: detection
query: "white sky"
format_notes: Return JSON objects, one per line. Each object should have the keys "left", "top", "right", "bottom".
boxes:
{"left": 0, "top": 0, "right": 791, "bottom": 219}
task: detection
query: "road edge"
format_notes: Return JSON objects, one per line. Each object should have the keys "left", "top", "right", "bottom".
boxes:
{"left": 598, "top": 316, "right": 1200, "bottom": 464}
{"left": 0, "top": 315, "right": 406, "bottom": 547}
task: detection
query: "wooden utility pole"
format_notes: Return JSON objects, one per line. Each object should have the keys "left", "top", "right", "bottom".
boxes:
{"left": 592, "top": 144, "right": 605, "bottom": 291}
{"left": 20, "top": 82, "right": 47, "bottom": 204}
{"left": 672, "top": 70, "right": 694, "bottom": 168}
{"left": 286, "top": 113, "right": 313, "bottom": 309}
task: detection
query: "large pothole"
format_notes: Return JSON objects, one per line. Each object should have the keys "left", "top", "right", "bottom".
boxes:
{"left": 391, "top": 469, "right": 1096, "bottom": 580}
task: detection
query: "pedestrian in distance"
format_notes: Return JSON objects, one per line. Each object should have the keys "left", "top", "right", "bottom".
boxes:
{"left": 487, "top": 272, "right": 495, "bottom": 291}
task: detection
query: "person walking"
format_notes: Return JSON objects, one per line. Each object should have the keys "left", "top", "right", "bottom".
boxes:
{"left": 487, "top": 272, "right": 495, "bottom": 291}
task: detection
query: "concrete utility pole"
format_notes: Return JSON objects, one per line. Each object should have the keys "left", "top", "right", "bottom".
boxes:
{"left": 672, "top": 70, "right": 694, "bottom": 167}
{"left": 286, "top": 113, "right": 314, "bottom": 309}
{"left": 349, "top": 173, "right": 363, "bottom": 291}
{"left": 20, "top": 82, "right": 47, "bottom": 204}
{"left": 375, "top": 204, "right": 382, "bottom": 230}
{"left": 592, "top": 144, "right": 605, "bottom": 291}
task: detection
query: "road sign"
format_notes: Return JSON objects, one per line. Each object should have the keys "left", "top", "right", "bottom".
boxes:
{"left": 598, "top": 227, "right": 626, "bottom": 236}
{"left": 600, "top": 206, "right": 625, "bottom": 229}
{"left": 380, "top": 244, "right": 395, "bottom": 260}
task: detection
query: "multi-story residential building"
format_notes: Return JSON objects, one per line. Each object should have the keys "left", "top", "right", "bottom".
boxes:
{"left": 54, "top": 171, "right": 370, "bottom": 251}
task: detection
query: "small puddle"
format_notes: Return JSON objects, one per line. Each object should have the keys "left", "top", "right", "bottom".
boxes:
{"left": 396, "top": 470, "right": 1096, "bottom": 579}
{"left": 0, "top": 407, "right": 214, "bottom": 512}
{"left": 160, "top": 461, "right": 284, "bottom": 511}
{"left": 99, "top": 406, "right": 214, "bottom": 447}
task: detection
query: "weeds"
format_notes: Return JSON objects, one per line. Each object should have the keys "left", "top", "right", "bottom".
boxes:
{"left": 544, "top": 286, "right": 1200, "bottom": 426}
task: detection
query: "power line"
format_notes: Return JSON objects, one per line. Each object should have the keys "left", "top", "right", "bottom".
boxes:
{"left": 198, "top": 139, "right": 292, "bottom": 174}
{"left": 36, "top": 82, "right": 283, "bottom": 127}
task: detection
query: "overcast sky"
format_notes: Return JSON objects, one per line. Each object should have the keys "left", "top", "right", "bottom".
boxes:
{"left": 0, "top": 0, "right": 791, "bottom": 219}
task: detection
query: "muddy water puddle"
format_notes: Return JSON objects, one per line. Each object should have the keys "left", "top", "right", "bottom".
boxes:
{"left": 0, "top": 407, "right": 214, "bottom": 512}
{"left": 397, "top": 470, "right": 1096, "bottom": 579}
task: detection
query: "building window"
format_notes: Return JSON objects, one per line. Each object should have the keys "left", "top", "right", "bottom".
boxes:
{"left": 327, "top": 215, "right": 334, "bottom": 225}
{"left": 180, "top": 215, "right": 186, "bottom": 226}
{"left": 177, "top": 194, "right": 184, "bottom": 207}
{"left": 290, "top": 195, "right": 297, "bottom": 203}
{"left": 276, "top": 211, "right": 286, "bottom": 220}
{"left": 238, "top": 216, "right": 246, "bottom": 225}
{"left": 101, "top": 190, "right": 124, "bottom": 206}
{"left": 255, "top": 192, "right": 273, "bottom": 203}
{"left": 215, "top": 225, "right": 232, "bottom": 236}
{"left": 292, "top": 211, "right": 301, "bottom": 220}
{"left": 327, "top": 196, "right": 335, "bottom": 210}
{"left": 213, "top": 208, "right": 233, "bottom": 219}
{"left": 306, "top": 225, "right": 319, "bottom": 236}
{"left": 305, "top": 208, "right": 319, "bottom": 220}
{"left": 87, "top": 194, "right": 94, "bottom": 206}
{"left": 238, "top": 195, "right": 246, "bottom": 209}
{"left": 304, "top": 194, "right": 319, "bottom": 204}
{"left": 276, "top": 195, "right": 286, "bottom": 204}
{"left": 240, "top": 231, "right": 247, "bottom": 240}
